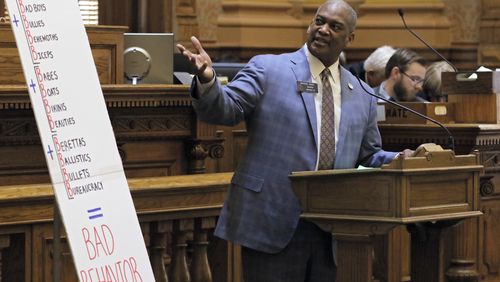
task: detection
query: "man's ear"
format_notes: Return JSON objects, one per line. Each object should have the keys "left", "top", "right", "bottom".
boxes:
{"left": 390, "top": 66, "right": 400, "bottom": 79}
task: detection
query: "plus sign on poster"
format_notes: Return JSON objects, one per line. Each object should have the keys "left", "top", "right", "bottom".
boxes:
{"left": 4, "top": 0, "right": 155, "bottom": 280}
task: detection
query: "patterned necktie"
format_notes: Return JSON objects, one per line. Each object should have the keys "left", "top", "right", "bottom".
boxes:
{"left": 318, "top": 68, "right": 336, "bottom": 170}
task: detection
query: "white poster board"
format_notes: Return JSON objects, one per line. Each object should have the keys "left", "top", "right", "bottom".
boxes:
{"left": 4, "top": 0, "right": 155, "bottom": 281}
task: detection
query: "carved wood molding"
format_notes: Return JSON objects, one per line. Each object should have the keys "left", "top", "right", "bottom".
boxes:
{"left": 185, "top": 138, "right": 225, "bottom": 174}
{"left": 0, "top": 117, "right": 39, "bottom": 145}
{"left": 111, "top": 115, "right": 192, "bottom": 140}
{"left": 480, "top": 175, "right": 495, "bottom": 197}
{"left": 0, "top": 85, "right": 193, "bottom": 110}
{"left": 0, "top": 113, "right": 194, "bottom": 145}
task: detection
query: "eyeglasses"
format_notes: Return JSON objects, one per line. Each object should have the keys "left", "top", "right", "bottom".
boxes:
{"left": 400, "top": 70, "right": 424, "bottom": 86}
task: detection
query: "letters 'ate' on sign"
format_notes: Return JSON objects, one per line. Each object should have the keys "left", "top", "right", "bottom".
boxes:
{"left": 5, "top": 0, "right": 155, "bottom": 280}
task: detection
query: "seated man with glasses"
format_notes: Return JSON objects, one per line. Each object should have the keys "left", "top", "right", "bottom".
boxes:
{"left": 372, "top": 48, "right": 427, "bottom": 102}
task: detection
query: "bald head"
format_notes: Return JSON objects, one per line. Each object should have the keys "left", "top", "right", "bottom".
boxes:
{"left": 317, "top": 0, "right": 357, "bottom": 32}
{"left": 307, "top": 0, "right": 357, "bottom": 66}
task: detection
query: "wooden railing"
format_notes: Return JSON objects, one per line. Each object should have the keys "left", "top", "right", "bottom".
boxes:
{"left": 0, "top": 172, "right": 233, "bottom": 282}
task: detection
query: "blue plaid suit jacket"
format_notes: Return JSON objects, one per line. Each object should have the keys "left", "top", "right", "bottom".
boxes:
{"left": 192, "top": 47, "right": 397, "bottom": 253}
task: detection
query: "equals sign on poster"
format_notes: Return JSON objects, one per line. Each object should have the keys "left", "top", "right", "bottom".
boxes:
{"left": 87, "top": 207, "right": 103, "bottom": 220}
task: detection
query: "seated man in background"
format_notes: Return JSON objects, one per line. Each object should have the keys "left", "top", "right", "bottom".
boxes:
{"left": 373, "top": 48, "right": 428, "bottom": 102}
{"left": 363, "top": 45, "right": 396, "bottom": 87}
{"left": 422, "top": 61, "right": 455, "bottom": 102}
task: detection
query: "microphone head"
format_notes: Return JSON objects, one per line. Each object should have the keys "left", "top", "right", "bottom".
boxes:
{"left": 397, "top": 8, "right": 404, "bottom": 17}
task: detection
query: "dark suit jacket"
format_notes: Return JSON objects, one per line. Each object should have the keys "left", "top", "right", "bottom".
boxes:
{"left": 192, "top": 47, "right": 397, "bottom": 253}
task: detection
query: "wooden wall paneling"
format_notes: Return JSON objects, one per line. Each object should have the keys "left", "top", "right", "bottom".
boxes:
{"left": 31, "top": 224, "right": 110, "bottom": 281}
{"left": 0, "top": 226, "right": 30, "bottom": 282}
{"left": 197, "top": 0, "right": 479, "bottom": 69}
{"left": 0, "top": 84, "right": 201, "bottom": 185}
{"left": 98, "top": 0, "right": 138, "bottom": 31}
{"left": 0, "top": 88, "right": 52, "bottom": 185}
{"left": 479, "top": 0, "right": 500, "bottom": 68}
{"left": 441, "top": 0, "right": 480, "bottom": 71}
{"left": 173, "top": 0, "right": 199, "bottom": 47}
{"left": 146, "top": 0, "right": 173, "bottom": 33}
{"left": 0, "top": 24, "right": 126, "bottom": 85}
{"left": 206, "top": 123, "right": 246, "bottom": 173}
{"left": 209, "top": 1, "right": 306, "bottom": 62}
{"left": 0, "top": 23, "right": 24, "bottom": 84}
{"left": 95, "top": 0, "right": 195, "bottom": 39}
{"left": 479, "top": 199, "right": 500, "bottom": 281}
{"left": 354, "top": 2, "right": 451, "bottom": 48}
{"left": 85, "top": 25, "right": 127, "bottom": 84}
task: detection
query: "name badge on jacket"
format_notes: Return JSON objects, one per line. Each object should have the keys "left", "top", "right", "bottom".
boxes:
{"left": 297, "top": 81, "right": 318, "bottom": 93}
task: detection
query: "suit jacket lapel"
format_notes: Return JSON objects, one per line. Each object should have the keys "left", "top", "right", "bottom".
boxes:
{"left": 291, "top": 49, "right": 318, "bottom": 151}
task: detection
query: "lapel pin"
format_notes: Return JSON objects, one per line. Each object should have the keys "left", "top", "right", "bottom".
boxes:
{"left": 348, "top": 82, "right": 354, "bottom": 90}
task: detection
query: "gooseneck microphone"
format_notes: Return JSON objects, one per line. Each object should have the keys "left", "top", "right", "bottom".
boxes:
{"left": 353, "top": 74, "right": 455, "bottom": 152}
{"left": 397, "top": 8, "right": 458, "bottom": 72}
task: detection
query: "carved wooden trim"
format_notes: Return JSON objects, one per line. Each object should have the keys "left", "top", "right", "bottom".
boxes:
{"left": 111, "top": 115, "right": 192, "bottom": 138}
{"left": 185, "top": 138, "right": 225, "bottom": 174}
{"left": 480, "top": 175, "right": 495, "bottom": 197}
{"left": 0, "top": 117, "right": 39, "bottom": 145}
{"left": 0, "top": 85, "right": 192, "bottom": 110}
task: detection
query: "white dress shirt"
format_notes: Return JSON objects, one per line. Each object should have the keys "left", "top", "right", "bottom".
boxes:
{"left": 304, "top": 46, "right": 341, "bottom": 170}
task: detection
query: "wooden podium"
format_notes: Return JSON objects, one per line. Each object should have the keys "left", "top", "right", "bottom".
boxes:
{"left": 290, "top": 145, "right": 483, "bottom": 282}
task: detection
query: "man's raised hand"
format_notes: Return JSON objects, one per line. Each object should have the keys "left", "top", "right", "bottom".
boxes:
{"left": 176, "top": 36, "right": 214, "bottom": 83}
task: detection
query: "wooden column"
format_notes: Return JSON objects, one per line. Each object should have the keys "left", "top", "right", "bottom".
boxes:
{"left": 169, "top": 219, "right": 194, "bottom": 282}
{"left": 337, "top": 235, "right": 375, "bottom": 282}
{"left": 151, "top": 221, "right": 172, "bottom": 282}
{"left": 330, "top": 221, "right": 397, "bottom": 282}
{"left": 445, "top": 218, "right": 479, "bottom": 282}
{"left": 373, "top": 227, "right": 411, "bottom": 282}
{"left": 190, "top": 217, "right": 215, "bottom": 282}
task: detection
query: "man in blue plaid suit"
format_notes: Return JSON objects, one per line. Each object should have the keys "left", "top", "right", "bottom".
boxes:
{"left": 178, "top": 1, "right": 399, "bottom": 281}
